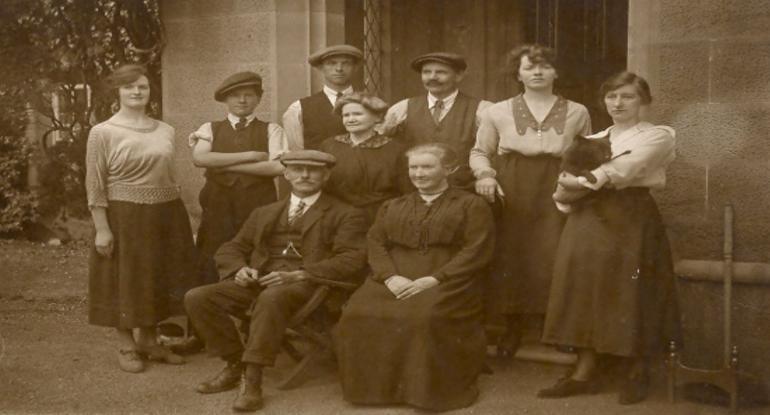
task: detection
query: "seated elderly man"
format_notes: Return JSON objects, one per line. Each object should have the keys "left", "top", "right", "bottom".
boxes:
{"left": 184, "top": 149, "right": 367, "bottom": 412}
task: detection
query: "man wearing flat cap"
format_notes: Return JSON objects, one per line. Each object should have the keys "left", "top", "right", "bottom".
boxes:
{"left": 282, "top": 44, "right": 363, "bottom": 150}
{"left": 184, "top": 150, "right": 367, "bottom": 412}
{"left": 380, "top": 52, "right": 491, "bottom": 188}
{"left": 188, "top": 71, "right": 288, "bottom": 286}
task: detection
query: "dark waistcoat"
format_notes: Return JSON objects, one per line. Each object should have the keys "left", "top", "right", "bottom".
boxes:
{"left": 263, "top": 203, "right": 304, "bottom": 272}
{"left": 206, "top": 119, "right": 274, "bottom": 189}
{"left": 404, "top": 92, "right": 481, "bottom": 187}
{"left": 300, "top": 91, "right": 346, "bottom": 150}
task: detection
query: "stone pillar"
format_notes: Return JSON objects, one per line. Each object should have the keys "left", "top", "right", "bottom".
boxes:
{"left": 161, "top": 0, "right": 344, "bottom": 224}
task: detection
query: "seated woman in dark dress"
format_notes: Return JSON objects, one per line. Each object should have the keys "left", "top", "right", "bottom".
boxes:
{"left": 539, "top": 72, "right": 679, "bottom": 404}
{"left": 320, "top": 92, "right": 408, "bottom": 223}
{"left": 335, "top": 143, "right": 495, "bottom": 412}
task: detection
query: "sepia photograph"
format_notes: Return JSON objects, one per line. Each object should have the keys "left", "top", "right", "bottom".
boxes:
{"left": 1, "top": 0, "right": 769, "bottom": 413}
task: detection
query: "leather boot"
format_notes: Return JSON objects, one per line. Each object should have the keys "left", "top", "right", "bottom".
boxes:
{"left": 196, "top": 360, "right": 243, "bottom": 394}
{"left": 232, "top": 364, "right": 263, "bottom": 412}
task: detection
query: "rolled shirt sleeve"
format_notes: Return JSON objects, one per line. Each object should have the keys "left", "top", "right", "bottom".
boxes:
{"left": 187, "top": 122, "right": 213, "bottom": 147}
{"left": 281, "top": 100, "right": 304, "bottom": 150}
{"left": 377, "top": 99, "right": 408, "bottom": 137}
{"left": 267, "top": 122, "right": 288, "bottom": 160}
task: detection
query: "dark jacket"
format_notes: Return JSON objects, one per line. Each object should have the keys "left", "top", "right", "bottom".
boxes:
{"left": 214, "top": 192, "right": 368, "bottom": 284}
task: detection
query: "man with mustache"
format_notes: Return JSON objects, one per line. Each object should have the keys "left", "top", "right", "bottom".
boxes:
{"left": 178, "top": 72, "right": 288, "bottom": 354}
{"left": 380, "top": 52, "right": 491, "bottom": 189}
{"left": 184, "top": 150, "right": 368, "bottom": 412}
{"left": 282, "top": 45, "right": 363, "bottom": 150}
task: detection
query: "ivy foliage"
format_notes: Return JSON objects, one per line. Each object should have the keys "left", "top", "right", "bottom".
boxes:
{"left": 0, "top": 0, "right": 164, "bottom": 225}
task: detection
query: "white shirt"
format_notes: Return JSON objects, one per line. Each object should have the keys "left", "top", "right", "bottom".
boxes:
{"left": 289, "top": 191, "right": 322, "bottom": 217}
{"left": 580, "top": 122, "right": 676, "bottom": 191}
{"left": 187, "top": 113, "right": 288, "bottom": 160}
{"left": 378, "top": 91, "right": 492, "bottom": 137}
{"left": 282, "top": 85, "right": 355, "bottom": 150}
{"left": 427, "top": 89, "right": 459, "bottom": 122}
{"left": 323, "top": 85, "right": 354, "bottom": 107}
{"left": 226, "top": 113, "right": 256, "bottom": 128}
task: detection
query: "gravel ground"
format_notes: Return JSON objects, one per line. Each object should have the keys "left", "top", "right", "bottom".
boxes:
{"left": 0, "top": 240, "right": 764, "bottom": 414}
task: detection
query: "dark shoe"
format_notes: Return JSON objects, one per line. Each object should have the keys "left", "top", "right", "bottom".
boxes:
{"left": 196, "top": 362, "right": 243, "bottom": 394}
{"left": 618, "top": 372, "right": 649, "bottom": 405}
{"left": 537, "top": 377, "right": 599, "bottom": 398}
{"left": 169, "top": 336, "right": 204, "bottom": 355}
{"left": 117, "top": 349, "right": 145, "bottom": 373}
{"left": 496, "top": 331, "right": 522, "bottom": 360}
{"left": 232, "top": 373, "right": 263, "bottom": 412}
{"left": 138, "top": 345, "right": 185, "bottom": 365}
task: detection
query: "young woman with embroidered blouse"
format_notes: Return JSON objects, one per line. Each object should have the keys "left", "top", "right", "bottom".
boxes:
{"left": 469, "top": 44, "right": 592, "bottom": 357}
{"left": 86, "top": 64, "right": 196, "bottom": 373}
{"left": 539, "top": 72, "right": 679, "bottom": 404}
{"left": 320, "top": 92, "right": 408, "bottom": 224}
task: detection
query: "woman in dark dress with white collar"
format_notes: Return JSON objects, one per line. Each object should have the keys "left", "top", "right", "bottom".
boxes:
{"left": 335, "top": 143, "right": 495, "bottom": 411}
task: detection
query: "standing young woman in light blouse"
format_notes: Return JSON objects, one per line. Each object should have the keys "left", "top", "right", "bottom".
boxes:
{"left": 86, "top": 64, "right": 196, "bottom": 373}
{"left": 469, "top": 45, "right": 592, "bottom": 357}
{"left": 539, "top": 72, "right": 679, "bottom": 404}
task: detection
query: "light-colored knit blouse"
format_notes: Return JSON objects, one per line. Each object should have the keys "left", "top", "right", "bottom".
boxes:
{"left": 85, "top": 120, "right": 181, "bottom": 208}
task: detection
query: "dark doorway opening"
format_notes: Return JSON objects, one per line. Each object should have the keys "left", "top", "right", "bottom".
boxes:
{"left": 346, "top": 0, "right": 628, "bottom": 130}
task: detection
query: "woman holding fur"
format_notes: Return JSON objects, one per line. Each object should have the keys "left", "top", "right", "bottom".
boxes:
{"left": 469, "top": 44, "right": 592, "bottom": 356}
{"left": 539, "top": 71, "right": 679, "bottom": 404}
{"left": 86, "top": 64, "right": 196, "bottom": 373}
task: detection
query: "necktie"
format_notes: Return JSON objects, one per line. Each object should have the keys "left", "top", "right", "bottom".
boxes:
{"left": 432, "top": 99, "right": 444, "bottom": 124}
{"left": 235, "top": 117, "right": 248, "bottom": 130}
{"left": 288, "top": 200, "right": 306, "bottom": 226}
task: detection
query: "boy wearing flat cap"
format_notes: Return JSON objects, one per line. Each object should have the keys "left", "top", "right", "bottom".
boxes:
{"left": 282, "top": 44, "right": 363, "bottom": 150}
{"left": 185, "top": 149, "right": 367, "bottom": 412}
{"left": 189, "top": 71, "right": 288, "bottom": 285}
{"left": 380, "top": 52, "right": 491, "bottom": 188}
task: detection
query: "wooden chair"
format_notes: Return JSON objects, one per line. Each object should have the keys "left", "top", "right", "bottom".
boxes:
{"left": 240, "top": 277, "right": 359, "bottom": 390}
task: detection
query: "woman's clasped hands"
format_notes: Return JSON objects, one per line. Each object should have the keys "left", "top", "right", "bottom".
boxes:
{"left": 385, "top": 275, "right": 439, "bottom": 300}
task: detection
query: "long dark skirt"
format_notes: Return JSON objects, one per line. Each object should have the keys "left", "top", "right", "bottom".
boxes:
{"left": 486, "top": 152, "right": 566, "bottom": 315}
{"left": 89, "top": 199, "right": 198, "bottom": 329}
{"left": 335, "top": 276, "right": 486, "bottom": 412}
{"left": 542, "top": 188, "right": 681, "bottom": 357}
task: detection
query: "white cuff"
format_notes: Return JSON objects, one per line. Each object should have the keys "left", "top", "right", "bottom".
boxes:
{"left": 578, "top": 167, "right": 610, "bottom": 190}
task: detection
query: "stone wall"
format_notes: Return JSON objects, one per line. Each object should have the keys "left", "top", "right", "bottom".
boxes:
{"left": 628, "top": 0, "right": 770, "bottom": 383}
{"left": 160, "top": 0, "right": 344, "bottom": 225}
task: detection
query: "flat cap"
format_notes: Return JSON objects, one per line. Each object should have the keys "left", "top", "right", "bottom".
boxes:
{"left": 280, "top": 150, "right": 337, "bottom": 167}
{"left": 308, "top": 44, "right": 363, "bottom": 67}
{"left": 410, "top": 52, "right": 468, "bottom": 72}
{"left": 214, "top": 71, "right": 263, "bottom": 102}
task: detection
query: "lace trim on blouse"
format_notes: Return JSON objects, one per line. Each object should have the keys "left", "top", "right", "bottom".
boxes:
{"left": 106, "top": 184, "right": 180, "bottom": 205}
{"left": 511, "top": 94, "right": 568, "bottom": 136}
{"left": 333, "top": 133, "right": 392, "bottom": 149}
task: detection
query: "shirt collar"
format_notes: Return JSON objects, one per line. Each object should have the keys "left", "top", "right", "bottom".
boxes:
{"left": 428, "top": 89, "right": 459, "bottom": 108}
{"left": 324, "top": 85, "right": 354, "bottom": 104}
{"left": 227, "top": 113, "right": 256, "bottom": 128}
{"left": 290, "top": 191, "right": 322, "bottom": 209}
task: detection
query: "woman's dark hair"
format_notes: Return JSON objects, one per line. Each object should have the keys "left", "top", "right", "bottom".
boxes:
{"left": 505, "top": 44, "right": 558, "bottom": 76}
{"left": 104, "top": 64, "right": 148, "bottom": 90}
{"left": 333, "top": 92, "right": 389, "bottom": 118}
{"left": 598, "top": 71, "right": 653, "bottom": 108}
{"left": 405, "top": 142, "right": 459, "bottom": 171}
